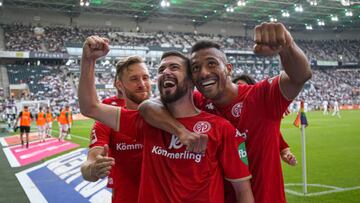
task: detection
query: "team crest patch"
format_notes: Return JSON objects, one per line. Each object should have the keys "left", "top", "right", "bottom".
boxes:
{"left": 193, "top": 121, "right": 211, "bottom": 134}
{"left": 231, "top": 102, "right": 243, "bottom": 117}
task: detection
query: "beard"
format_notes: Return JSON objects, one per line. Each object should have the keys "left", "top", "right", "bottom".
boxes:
{"left": 159, "top": 78, "right": 191, "bottom": 103}
{"left": 122, "top": 86, "right": 150, "bottom": 104}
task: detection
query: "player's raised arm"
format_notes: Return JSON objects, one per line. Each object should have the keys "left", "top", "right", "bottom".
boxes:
{"left": 139, "top": 98, "right": 208, "bottom": 153}
{"left": 78, "top": 36, "right": 120, "bottom": 131}
{"left": 253, "top": 22, "right": 312, "bottom": 100}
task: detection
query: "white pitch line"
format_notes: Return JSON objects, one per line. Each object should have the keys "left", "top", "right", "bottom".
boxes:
{"left": 0, "top": 137, "right": 8, "bottom": 147}
{"left": 285, "top": 183, "right": 342, "bottom": 190}
{"left": 306, "top": 186, "right": 360, "bottom": 197}
{"left": 16, "top": 172, "right": 48, "bottom": 203}
{"left": 285, "top": 183, "right": 360, "bottom": 197}
{"left": 51, "top": 129, "right": 89, "bottom": 141}
{"left": 2, "top": 147, "right": 20, "bottom": 167}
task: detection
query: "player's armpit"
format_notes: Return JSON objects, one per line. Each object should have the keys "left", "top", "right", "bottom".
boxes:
{"left": 278, "top": 72, "right": 303, "bottom": 101}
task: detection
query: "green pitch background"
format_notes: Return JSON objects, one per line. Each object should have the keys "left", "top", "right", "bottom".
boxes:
{"left": 0, "top": 110, "right": 359, "bottom": 202}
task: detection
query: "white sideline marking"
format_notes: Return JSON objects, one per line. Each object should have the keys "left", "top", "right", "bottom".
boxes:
{"left": 15, "top": 148, "right": 86, "bottom": 203}
{"left": 2, "top": 147, "right": 20, "bottom": 167}
{"left": 285, "top": 183, "right": 360, "bottom": 196}
{"left": 16, "top": 172, "right": 48, "bottom": 203}
{"left": 0, "top": 137, "right": 8, "bottom": 147}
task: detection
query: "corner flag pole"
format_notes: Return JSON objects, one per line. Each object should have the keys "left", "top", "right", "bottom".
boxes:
{"left": 301, "top": 124, "right": 307, "bottom": 194}
{"left": 293, "top": 100, "right": 309, "bottom": 195}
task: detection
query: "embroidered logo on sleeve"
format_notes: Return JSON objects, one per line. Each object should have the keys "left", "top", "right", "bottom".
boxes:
{"left": 238, "top": 142, "right": 248, "bottom": 165}
{"left": 231, "top": 102, "right": 243, "bottom": 118}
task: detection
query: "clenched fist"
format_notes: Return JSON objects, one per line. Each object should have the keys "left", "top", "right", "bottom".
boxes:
{"left": 253, "top": 22, "right": 294, "bottom": 56}
{"left": 83, "top": 36, "right": 110, "bottom": 61}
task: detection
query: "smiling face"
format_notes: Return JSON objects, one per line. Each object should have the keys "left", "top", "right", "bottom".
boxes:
{"left": 157, "top": 55, "right": 192, "bottom": 103}
{"left": 117, "top": 62, "right": 152, "bottom": 104}
{"left": 190, "top": 47, "right": 232, "bottom": 100}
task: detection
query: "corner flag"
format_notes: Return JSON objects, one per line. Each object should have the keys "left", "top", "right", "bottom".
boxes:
{"left": 294, "top": 100, "right": 309, "bottom": 195}
{"left": 293, "top": 101, "right": 308, "bottom": 128}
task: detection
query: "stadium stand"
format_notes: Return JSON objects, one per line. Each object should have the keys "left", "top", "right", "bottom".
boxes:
{"left": 0, "top": 23, "right": 359, "bottom": 117}
{"left": 2, "top": 24, "right": 359, "bottom": 62}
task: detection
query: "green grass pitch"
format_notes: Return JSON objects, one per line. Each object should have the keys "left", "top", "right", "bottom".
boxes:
{"left": 0, "top": 110, "right": 359, "bottom": 202}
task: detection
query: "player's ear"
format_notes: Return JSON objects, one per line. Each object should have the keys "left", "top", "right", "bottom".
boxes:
{"left": 225, "top": 63, "right": 233, "bottom": 77}
{"left": 115, "top": 79, "right": 124, "bottom": 91}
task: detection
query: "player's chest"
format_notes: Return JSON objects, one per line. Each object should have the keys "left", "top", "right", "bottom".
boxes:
{"left": 110, "top": 131, "right": 143, "bottom": 153}
{"left": 144, "top": 128, "right": 219, "bottom": 167}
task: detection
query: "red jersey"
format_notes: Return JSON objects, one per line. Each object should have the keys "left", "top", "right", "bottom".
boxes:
{"left": 194, "top": 76, "right": 291, "bottom": 203}
{"left": 89, "top": 96, "right": 142, "bottom": 203}
{"left": 120, "top": 109, "right": 251, "bottom": 203}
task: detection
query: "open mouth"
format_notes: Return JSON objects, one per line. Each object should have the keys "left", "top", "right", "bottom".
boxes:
{"left": 201, "top": 79, "right": 217, "bottom": 88}
{"left": 163, "top": 80, "right": 176, "bottom": 88}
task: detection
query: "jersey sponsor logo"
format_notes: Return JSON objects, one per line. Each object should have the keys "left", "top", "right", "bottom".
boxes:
{"left": 168, "top": 135, "right": 183, "bottom": 149}
{"left": 152, "top": 146, "right": 203, "bottom": 163}
{"left": 16, "top": 149, "right": 111, "bottom": 202}
{"left": 231, "top": 102, "right": 243, "bottom": 118}
{"left": 90, "top": 129, "right": 97, "bottom": 145}
{"left": 193, "top": 121, "right": 211, "bottom": 134}
{"left": 238, "top": 142, "right": 248, "bottom": 165}
{"left": 235, "top": 129, "right": 248, "bottom": 140}
{"left": 116, "top": 142, "right": 143, "bottom": 151}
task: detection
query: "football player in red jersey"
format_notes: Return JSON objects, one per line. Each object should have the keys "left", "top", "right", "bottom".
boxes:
{"left": 78, "top": 35, "right": 254, "bottom": 203}
{"left": 81, "top": 55, "right": 152, "bottom": 203}
{"left": 139, "top": 22, "right": 311, "bottom": 203}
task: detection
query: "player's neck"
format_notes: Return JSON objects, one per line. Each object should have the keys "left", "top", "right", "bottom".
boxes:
{"left": 166, "top": 91, "right": 200, "bottom": 118}
{"left": 116, "top": 93, "right": 124, "bottom": 100}
{"left": 125, "top": 99, "right": 139, "bottom": 110}
{"left": 213, "top": 81, "right": 238, "bottom": 107}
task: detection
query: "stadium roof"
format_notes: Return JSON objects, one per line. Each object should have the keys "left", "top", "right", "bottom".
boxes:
{"left": 3, "top": 0, "right": 360, "bottom": 31}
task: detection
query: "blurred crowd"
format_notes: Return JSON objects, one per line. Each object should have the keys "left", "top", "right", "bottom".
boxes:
{"left": 2, "top": 24, "right": 359, "bottom": 62}
{"left": 0, "top": 24, "right": 359, "bottom": 124}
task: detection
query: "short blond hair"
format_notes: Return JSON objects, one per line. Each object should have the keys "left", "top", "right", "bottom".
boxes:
{"left": 116, "top": 56, "right": 145, "bottom": 81}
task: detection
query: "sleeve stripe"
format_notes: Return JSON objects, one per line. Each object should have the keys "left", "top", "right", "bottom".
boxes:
{"left": 225, "top": 175, "right": 252, "bottom": 183}
{"left": 116, "top": 107, "right": 120, "bottom": 131}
